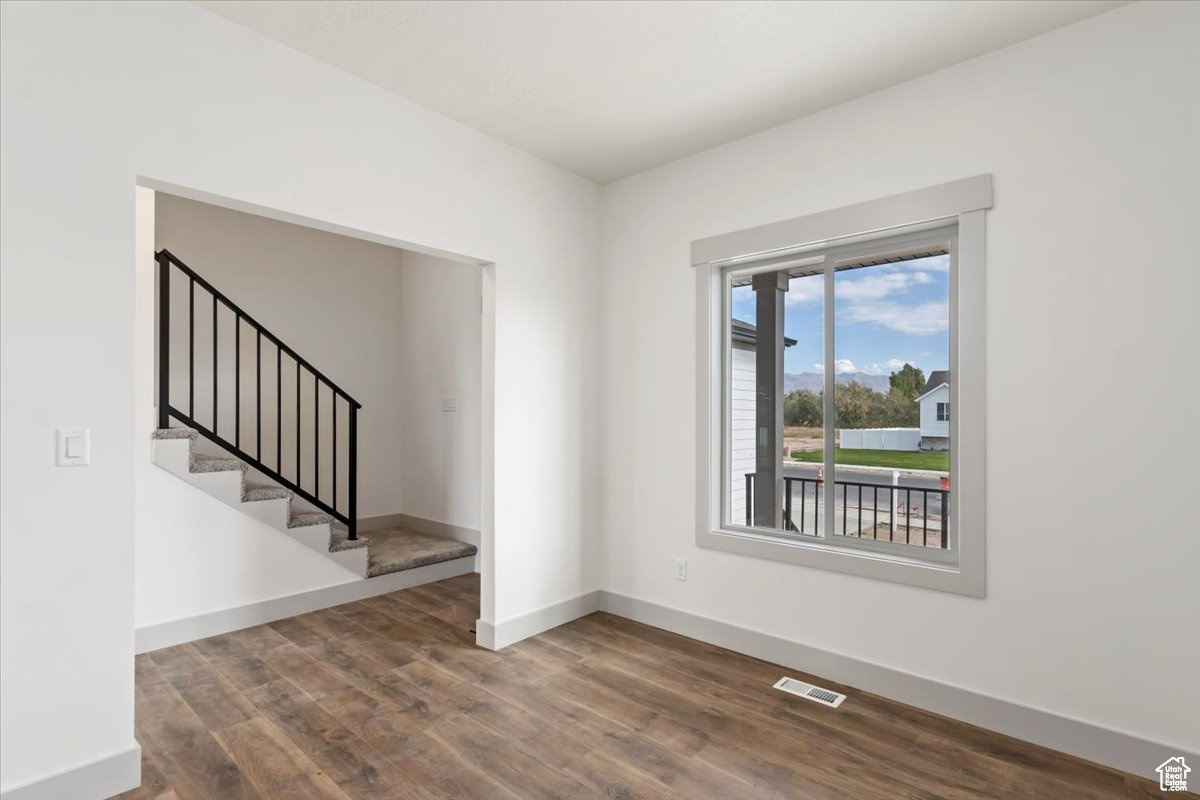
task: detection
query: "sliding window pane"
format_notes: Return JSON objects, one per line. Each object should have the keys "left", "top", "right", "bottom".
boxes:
{"left": 831, "top": 253, "right": 951, "bottom": 550}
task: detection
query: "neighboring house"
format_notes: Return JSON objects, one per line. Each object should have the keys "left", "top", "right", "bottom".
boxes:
{"left": 916, "top": 370, "right": 950, "bottom": 451}
{"left": 729, "top": 319, "right": 795, "bottom": 524}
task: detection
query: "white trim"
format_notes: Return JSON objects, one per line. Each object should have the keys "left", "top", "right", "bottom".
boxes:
{"left": 695, "top": 178, "right": 988, "bottom": 596}
{"left": 914, "top": 381, "right": 950, "bottom": 403}
{"left": 475, "top": 590, "right": 601, "bottom": 651}
{"left": 0, "top": 743, "right": 140, "bottom": 800}
{"left": 691, "top": 174, "right": 992, "bottom": 266}
{"left": 597, "top": 590, "right": 1198, "bottom": 783}
{"left": 135, "top": 556, "right": 475, "bottom": 653}
{"left": 359, "top": 512, "right": 481, "bottom": 550}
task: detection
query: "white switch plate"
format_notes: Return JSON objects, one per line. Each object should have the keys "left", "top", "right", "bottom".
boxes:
{"left": 442, "top": 397, "right": 458, "bottom": 412}
{"left": 56, "top": 427, "right": 90, "bottom": 466}
{"left": 674, "top": 558, "right": 687, "bottom": 581}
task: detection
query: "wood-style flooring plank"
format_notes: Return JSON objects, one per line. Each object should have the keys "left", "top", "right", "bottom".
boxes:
{"left": 118, "top": 577, "right": 1167, "bottom": 800}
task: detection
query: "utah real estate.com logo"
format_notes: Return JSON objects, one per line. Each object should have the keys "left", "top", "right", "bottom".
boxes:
{"left": 1157, "top": 756, "right": 1190, "bottom": 792}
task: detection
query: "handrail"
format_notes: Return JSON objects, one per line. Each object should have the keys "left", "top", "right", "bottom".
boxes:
{"left": 156, "top": 249, "right": 360, "bottom": 539}
{"left": 157, "top": 249, "right": 362, "bottom": 409}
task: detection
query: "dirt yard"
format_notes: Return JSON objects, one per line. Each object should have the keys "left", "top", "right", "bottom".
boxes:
{"left": 784, "top": 426, "right": 837, "bottom": 453}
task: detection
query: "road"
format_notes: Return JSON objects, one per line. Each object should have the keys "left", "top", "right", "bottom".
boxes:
{"left": 781, "top": 462, "right": 948, "bottom": 518}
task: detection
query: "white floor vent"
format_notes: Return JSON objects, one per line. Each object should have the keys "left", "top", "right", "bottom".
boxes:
{"left": 773, "top": 677, "right": 846, "bottom": 708}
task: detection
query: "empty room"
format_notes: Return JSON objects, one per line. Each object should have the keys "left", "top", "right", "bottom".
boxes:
{"left": 1, "top": 1, "right": 1197, "bottom": 799}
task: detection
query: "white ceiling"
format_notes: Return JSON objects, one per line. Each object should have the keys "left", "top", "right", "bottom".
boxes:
{"left": 193, "top": 0, "right": 1126, "bottom": 184}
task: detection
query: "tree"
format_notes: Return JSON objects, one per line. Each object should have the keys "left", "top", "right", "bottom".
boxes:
{"left": 784, "top": 389, "right": 822, "bottom": 427}
{"left": 835, "top": 381, "right": 885, "bottom": 429}
{"left": 888, "top": 363, "right": 926, "bottom": 400}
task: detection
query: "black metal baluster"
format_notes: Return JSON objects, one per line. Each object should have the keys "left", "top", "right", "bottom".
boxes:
{"left": 745, "top": 474, "right": 752, "bottom": 527}
{"left": 857, "top": 483, "right": 862, "bottom": 538}
{"left": 905, "top": 488, "right": 911, "bottom": 543}
{"left": 784, "top": 478, "right": 791, "bottom": 532}
{"left": 922, "top": 490, "right": 928, "bottom": 547}
{"left": 941, "top": 491, "right": 949, "bottom": 549}
{"left": 873, "top": 486, "right": 879, "bottom": 539}
{"left": 212, "top": 294, "right": 218, "bottom": 433}
{"left": 157, "top": 256, "right": 170, "bottom": 428}
{"left": 188, "top": 277, "right": 195, "bottom": 418}
{"left": 314, "top": 375, "right": 320, "bottom": 503}
{"left": 295, "top": 363, "right": 301, "bottom": 487}
{"left": 256, "top": 330, "right": 262, "bottom": 460}
{"left": 333, "top": 397, "right": 338, "bottom": 511}
{"left": 235, "top": 315, "right": 240, "bottom": 448}
{"left": 800, "top": 480, "right": 806, "bottom": 533}
{"left": 276, "top": 345, "right": 281, "bottom": 472}
{"left": 348, "top": 404, "right": 358, "bottom": 540}
{"left": 842, "top": 484, "right": 847, "bottom": 537}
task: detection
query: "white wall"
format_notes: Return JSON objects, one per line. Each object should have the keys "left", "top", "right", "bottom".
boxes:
{"left": 599, "top": 0, "right": 1199, "bottom": 758}
{"left": 395, "top": 251, "right": 482, "bottom": 532}
{"left": 155, "top": 192, "right": 407, "bottom": 519}
{"left": 0, "top": 2, "right": 599, "bottom": 793}
{"left": 840, "top": 428, "right": 920, "bottom": 452}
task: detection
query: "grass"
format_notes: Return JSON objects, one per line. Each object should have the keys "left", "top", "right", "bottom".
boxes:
{"left": 792, "top": 448, "right": 949, "bottom": 472}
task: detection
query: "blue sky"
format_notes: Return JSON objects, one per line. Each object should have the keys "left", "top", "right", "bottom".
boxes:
{"left": 732, "top": 254, "right": 950, "bottom": 378}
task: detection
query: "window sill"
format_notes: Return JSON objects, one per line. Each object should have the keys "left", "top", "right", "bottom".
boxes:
{"left": 697, "top": 525, "right": 985, "bottom": 597}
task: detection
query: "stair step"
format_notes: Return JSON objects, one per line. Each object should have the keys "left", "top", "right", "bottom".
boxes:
{"left": 330, "top": 522, "right": 369, "bottom": 552}
{"left": 152, "top": 427, "right": 198, "bottom": 442}
{"left": 288, "top": 510, "right": 333, "bottom": 528}
{"left": 243, "top": 482, "right": 292, "bottom": 502}
{"left": 364, "top": 528, "right": 477, "bottom": 579}
{"left": 189, "top": 453, "right": 248, "bottom": 474}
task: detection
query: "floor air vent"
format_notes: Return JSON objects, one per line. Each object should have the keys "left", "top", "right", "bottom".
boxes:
{"left": 773, "top": 677, "right": 846, "bottom": 708}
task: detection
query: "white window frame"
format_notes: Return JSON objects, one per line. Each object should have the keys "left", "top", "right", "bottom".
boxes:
{"left": 692, "top": 176, "right": 991, "bottom": 596}
{"left": 937, "top": 402, "right": 950, "bottom": 422}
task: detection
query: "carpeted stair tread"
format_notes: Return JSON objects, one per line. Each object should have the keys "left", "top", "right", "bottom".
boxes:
{"left": 190, "top": 452, "right": 248, "bottom": 473}
{"left": 288, "top": 510, "right": 333, "bottom": 528}
{"left": 329, "top": 522, "right": 369, "bottom": 552}
{"left": 152, "top": 427, "right": 198, "bottom": 441}
{"left": 243, "top": 482, "right": 292, "bottom": 502}
{"left": 364, "top": 528, "right": 477, "bottom": 578}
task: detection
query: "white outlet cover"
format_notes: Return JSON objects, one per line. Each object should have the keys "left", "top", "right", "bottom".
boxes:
{"left": 674, "top": 558, "right": 687, "bottom": 581}
{"left": 442, "top": 397, "right": 458, "bottom": 412}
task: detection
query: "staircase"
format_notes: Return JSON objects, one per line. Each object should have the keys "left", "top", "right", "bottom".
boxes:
{"left": 153, "top": 249, "right": 477, "bottom": 579}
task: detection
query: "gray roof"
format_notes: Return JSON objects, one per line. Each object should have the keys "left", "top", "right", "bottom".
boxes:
{"left": 920, "top": 370, "right": 950, "bottom": 396}
{"left": 731, "top": 318, "right": 797, "bottom": 348}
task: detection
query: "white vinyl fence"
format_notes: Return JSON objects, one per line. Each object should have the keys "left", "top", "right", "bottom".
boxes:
{"left": 839, "top": 427, "right": 920, "bottom": 451}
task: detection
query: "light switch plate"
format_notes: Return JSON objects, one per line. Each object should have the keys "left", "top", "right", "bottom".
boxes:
{"left": 56, "top": 427, "right": 90, "bottom": 466}
{"left": 442, "top": 397, "right": 458, "bottom": 412}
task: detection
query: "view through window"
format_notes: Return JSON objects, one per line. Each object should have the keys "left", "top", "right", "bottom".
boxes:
{"left": 726, "top": 231, "right": 954, "bottom": 557}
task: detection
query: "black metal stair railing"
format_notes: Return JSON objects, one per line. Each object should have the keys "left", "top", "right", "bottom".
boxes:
{"left": 156, "top": 249, "right": 361, "bottom": 540}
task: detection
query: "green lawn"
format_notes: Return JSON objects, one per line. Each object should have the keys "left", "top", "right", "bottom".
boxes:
{"left": 792, "top": 448, "right": 949, "bottom": 471}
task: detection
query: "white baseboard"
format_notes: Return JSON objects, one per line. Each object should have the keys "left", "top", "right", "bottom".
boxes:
{"left": 359, "top": 511, "right": 480, "bottom": 549}
{"left": 0, "top": 743, "right": 140, "bottom": 800}
{"left": 476, "top": 590, "right": 601, "bottom": 651}
{"left": 136, "top": 556, "right": 475, "bottom": 653}
{"left": 598, "top": 590, "right": 1197, "bottom": 783}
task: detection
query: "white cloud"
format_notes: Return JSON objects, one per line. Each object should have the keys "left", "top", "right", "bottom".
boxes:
{"left": 836, "top": 269, "right": 933, "bottom": 302}
{"left": 866, "top": 358, "right": 915, "bottom": 374}
{"left": 841, "top": 300, "right": 949, "bottom": 335}
{"left": 813, "top": 359, "right": 858, "bottom": 374}
{"left": 785, "top": 279, "right": 822, "bottom": 306}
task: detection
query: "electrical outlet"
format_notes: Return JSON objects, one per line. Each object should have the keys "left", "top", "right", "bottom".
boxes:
{"left": 674, "top": 559, "right": 687, "bottom": 581}
{"left": 441, "top": 397, "right": 458, "bottom": 412}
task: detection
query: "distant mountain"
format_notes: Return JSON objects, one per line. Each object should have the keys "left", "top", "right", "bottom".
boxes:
{"left": 784, "top": 372, "right": 891, "bottom": 394}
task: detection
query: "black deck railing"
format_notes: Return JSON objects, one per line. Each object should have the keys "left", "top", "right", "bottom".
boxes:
{"left": 745, "top": 473, "right": 949, "bottom": 549}
{"left": 157, "top": 249, "right": 361, "bottom": 539}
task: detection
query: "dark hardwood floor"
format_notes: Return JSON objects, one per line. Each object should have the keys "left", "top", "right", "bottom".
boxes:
{"left": 118, "top": 574, "right": 1164, "bottom": 799}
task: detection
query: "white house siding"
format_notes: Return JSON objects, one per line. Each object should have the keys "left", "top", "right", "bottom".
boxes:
{"left": 730, "top": 343, "right": 756, "bottom": 525}
{"left": 919, "top": 384, "right": 951, "bottom": 438}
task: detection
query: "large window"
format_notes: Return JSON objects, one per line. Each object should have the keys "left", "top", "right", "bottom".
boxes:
{"left": 695, "top": 176, "right": 989, "bottom": 596}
